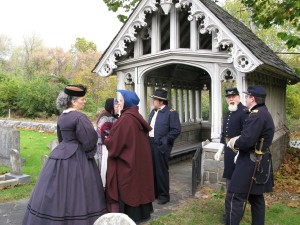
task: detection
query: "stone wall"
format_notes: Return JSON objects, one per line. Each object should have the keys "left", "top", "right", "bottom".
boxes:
{"left": 270, "top": 128, "right": 289, "bottom": 171}
{"left": 171, "top": 122, "right": 211, "bottom": 158}
{"left": 0, "top": 120, "right": 56, "bottom": 133}
{"left": 0, "top": 127, "right": 20, "bottom": 166}
{"left": 174, "top": 122, "right": 211, "bottom": 146}
{"left": 201, "top": 128, "right": 289, "bottom": 190}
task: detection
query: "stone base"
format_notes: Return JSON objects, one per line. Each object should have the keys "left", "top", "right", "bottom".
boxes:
{"left": 0, "top": 175, "right": 18, "bottom": 189}
{"left": 5, "top": 173, "right": 30, "bottom": 184}
{"left": 201, "top": 142, "right": 225, "bottom": 191}
{"left": 0, "top": 173, "right": 30, "bottom": 189}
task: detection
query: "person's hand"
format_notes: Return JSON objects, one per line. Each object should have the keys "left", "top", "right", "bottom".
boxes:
{"left": 234, "top": 151, "right": 239, "bottom": 163}
{"left": 214, "top": 143, "right": 224, "bottom": 161}
{"left": 227, "top": 136, "right": 240, "bottom": 153}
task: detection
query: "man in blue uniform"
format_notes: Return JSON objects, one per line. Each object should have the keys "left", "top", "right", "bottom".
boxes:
{"left": 215, "top": 87, "right": 248, "bottom": 188}
{"left": 148, "top": 89, "right": 181, "bottom": 205}
{"left": 226, "top": 85, "right": 275, "bottom": 225}
{"left": 215, "top": 87, "right": 248, "bottom": 223}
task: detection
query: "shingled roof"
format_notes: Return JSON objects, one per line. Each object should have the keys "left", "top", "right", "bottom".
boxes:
{"left": 93, "top": 0, "right": 299, "bottom": 83}
{"left": 200, "top": 0, "right": 299, "bottom": 82}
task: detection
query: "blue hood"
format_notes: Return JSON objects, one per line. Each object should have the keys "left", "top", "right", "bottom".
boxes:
{"left": 117, "top": 90, "right": 140, "bottom": 108}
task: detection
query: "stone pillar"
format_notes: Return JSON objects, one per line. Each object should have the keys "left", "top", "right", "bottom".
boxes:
{"left": 201, "top": 142, "right": 225, "bottom": 190}
{"left": 210, "top": 65, "right": 222, "bottom": 142}
{"left": 136, "top": 71, "right": 147, "bottom": 118}
{"left": 189, "top": 89, "right": 196, "bottom": 122}
{"left": 151, "top": 13, "right": 161, "bottom": 54}
{"left": 190, "top": 19, "right": 197, "bottom": 51}
{"left": 170, "top": 5, "right": 179, "bottom": 49}
{"left": 195, "top": 89, "right": 201, "bottom": 122}
{"left": 134, "top": 35, "right": 143, "bottom": 57}
{"left": 172, "top": 88, "right": 178, "bottom": 110}
{"left": 178, "top": 88, "right": 184, "bottom": 123}
{"left": 184, "top": 89, "right": 189, "bottom": 122}
{"left": 167, "top": 84, "right": 172, "bottom": 108}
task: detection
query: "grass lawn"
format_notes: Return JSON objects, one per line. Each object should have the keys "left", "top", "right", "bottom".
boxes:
{"left": 149, "top": 195, "right": 300, "bottom": 225}
{"left": 1, "top": 129, "right": 299, "bottom": 225}
{"left": 0, "top": 129, "right": 56, "bottom": 202}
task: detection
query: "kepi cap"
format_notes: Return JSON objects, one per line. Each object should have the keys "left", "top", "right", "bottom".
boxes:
{"left": 225, "top": 87, "right": 239, "bottom": 97}
{"left": 243, "top": 85, "right": 266, "bottom": 98}
{"left": 150, "top": 89, "right": 168, "bottom": 101}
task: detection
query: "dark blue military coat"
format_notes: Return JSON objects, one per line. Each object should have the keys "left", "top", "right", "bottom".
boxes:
{"left": 148, "top": 105, "right": 181, "bottom": 154}
{"left": 228, "top": 103, "right": 275, "bottom": 195}
{"left": 221, "top": 102, "right": 248, "bottom": 179}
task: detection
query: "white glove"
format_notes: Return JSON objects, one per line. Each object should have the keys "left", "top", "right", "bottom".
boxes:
{"left": 214, "top": 143, "right": 224, "bottom": 161}
{"left": 234, "top": 151, "right": 239, "bottom": 164}
{"left": 227, "top": 136, "right": 240, "bottom": 152}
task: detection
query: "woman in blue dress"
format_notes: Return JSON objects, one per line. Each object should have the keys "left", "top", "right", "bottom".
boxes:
{"left": 23, "top": 85, "right": 107, "bottom": 225}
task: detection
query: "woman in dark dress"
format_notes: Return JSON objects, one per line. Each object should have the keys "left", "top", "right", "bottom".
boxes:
{"left": 104, "top": 90, "right": 155, "bottom": 224}
{"left": 23, "top": 85, "right": 107, "bottom": 225}
{"left": 95, "top": 98, "right": 119, "bottom": 189}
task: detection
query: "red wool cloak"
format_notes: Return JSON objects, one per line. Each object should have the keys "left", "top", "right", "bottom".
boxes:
{"left": 104, "top": 106, "right": 155, "bottom": 207}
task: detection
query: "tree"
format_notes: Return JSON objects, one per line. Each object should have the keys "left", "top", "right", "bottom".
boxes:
{"left": 241, "top": 0, "right": 300, "bottom": 49}
{"left": 73, "top": 37, "right": 97, "bottom": 53}
{"left": 102, "top": 0, "right": 140, "bottom": 22}
{"left": 0, "top": 35, "right": 13, "bottom": 72}
{"left": 23, "top": 33, "right": 44, "bottom": 78}
{"left": 0, "top": 76, "right": 20, "bottom": 116}
{"left": 223, "top": 0, "right": 299, "bottom": 75}
{"left": 48, "top": 47, "right": 72, "bottom": 76}
{"left": 0, "top": 35, "right": 12, "bottom": 59}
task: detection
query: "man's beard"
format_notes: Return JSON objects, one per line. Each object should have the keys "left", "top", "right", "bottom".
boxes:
{"left": 228, "top": 103, "right": 238, "bottom": 112}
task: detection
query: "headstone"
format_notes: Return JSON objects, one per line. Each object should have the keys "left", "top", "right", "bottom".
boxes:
{"left": 10, "top": 149, "right": 22, "bottom": 175}
{"left": 41, "top": 155, "right": 49, "bottom": 167}
{"left": 0, "top": 127, "right": 20, "bottom": 166}
{"left": 41, "top": 138, "right": 58, "bottom": 166}
{"left": 48, "top": 138, "right": 58, "bottom": 152}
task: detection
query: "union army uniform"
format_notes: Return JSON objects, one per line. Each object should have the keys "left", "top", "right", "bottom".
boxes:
{"left": 221, "top": 102, "right": 248, "bottom": 180}
{"left": 225, "top": 86, "right": 275, "bottom": 225}
{"left": 148, "top": 89, "right": 181, "bottom": 205}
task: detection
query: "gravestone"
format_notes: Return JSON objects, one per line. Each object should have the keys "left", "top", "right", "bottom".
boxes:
{"left": 48, "top": 138, "right": 58, "bottom": 152}
{"left": 10, "top": 149, "right": 22, "bottom": 175}
{"left": 0, "top": 149, "right": 30, "bottom": 189}
{"left": 41, "top": 138, "right": 58, "bottom": 167}
{"left": 0, "top": 126, "right": 20, "bottom": 166}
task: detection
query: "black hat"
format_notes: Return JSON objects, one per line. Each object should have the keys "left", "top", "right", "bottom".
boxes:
{"left": 64, "top": 84, "right": 87, "bottom": 97}
{"left": 243, "top": 85, "right": 266, "bottom": 98}
{"left": 150, "top": 89, "right": 168, "bottom": 101}
{"left": 225, "top": 87, "right": 239, "bottom": 97}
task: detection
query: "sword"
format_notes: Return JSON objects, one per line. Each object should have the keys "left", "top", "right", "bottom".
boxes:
{"left": 242, "top": 138, "right": 264, "bottom": 218}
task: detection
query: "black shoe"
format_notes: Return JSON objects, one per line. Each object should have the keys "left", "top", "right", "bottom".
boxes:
{"left": 157, "top": 199, "right": 169, "bottom": 205}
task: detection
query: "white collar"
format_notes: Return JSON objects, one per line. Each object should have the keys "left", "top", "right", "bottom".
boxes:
{"left": 62, "top": 108, "right": 77, "bottom": 114}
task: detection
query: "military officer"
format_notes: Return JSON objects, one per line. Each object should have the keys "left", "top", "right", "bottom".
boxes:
{"left": 214, "top": 87, "right": 248, "bottom": 188}
{"left": 226, "top": 85, "right": 275, "bottom": 225}
{"left": 148, "top": 89, "right": 181, "bottom": 205}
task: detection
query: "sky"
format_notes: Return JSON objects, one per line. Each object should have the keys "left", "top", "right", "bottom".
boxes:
{"left": 0, "top": 0, "right": 124, "bottom": 52}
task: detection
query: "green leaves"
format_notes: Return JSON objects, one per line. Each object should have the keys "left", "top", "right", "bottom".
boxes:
{"left": 242, "top": 0, "right": 300, "bottom": 49}
{"left": 73, "top": 37, "right": 97, "bottom": 53}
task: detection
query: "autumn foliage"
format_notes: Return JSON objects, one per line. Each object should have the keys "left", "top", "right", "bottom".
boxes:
{"left": 274, "top": 146, "right": 300, "bottom": 194}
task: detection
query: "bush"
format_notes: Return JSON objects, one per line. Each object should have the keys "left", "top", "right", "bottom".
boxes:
{"left": 16, "top": 76, "right": 63, "bottom": 118}
{"left": 286, "top": 83, "right": 300, "bottom": 120}
{"left": 0, "top": 75, "right": 20, "bottom": 116}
